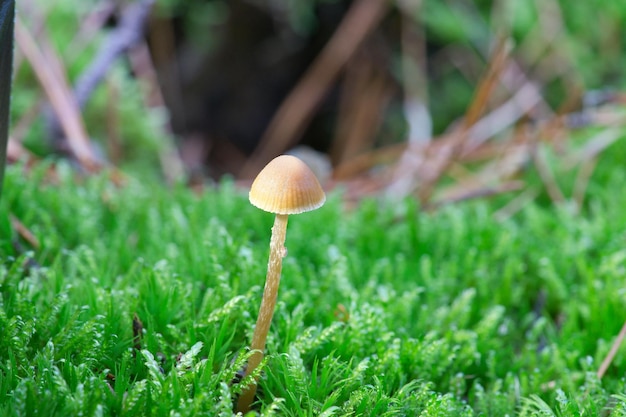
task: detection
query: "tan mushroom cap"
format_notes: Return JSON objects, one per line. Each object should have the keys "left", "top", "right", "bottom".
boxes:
{"left": 249, "top": 155, "right": 326, "bottom": 215}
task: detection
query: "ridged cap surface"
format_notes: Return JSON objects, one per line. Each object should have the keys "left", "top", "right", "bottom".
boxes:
{"left": 249, "top": 155, "right": 326, "bottom": 214}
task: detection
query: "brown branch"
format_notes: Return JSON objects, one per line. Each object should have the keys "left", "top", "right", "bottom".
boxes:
{"left": 531, "top": 145, "right": 566, "bottom": 205}
{"left": 240, "top": 0, "right": 390, "bottom": 178}
{"left": 10, "top": 214, "right": 40, "bottom": 249}
{"left": 15, "top": 18, "right": 101, "bottom": 172}
{"left": 417, "top": 36, "right": 511, "bottom": 204}
{"left": 46, "top": 0, "right": 155, "bottom": 143}
{"left": 494, "top": 187, "right": 540, "bottom": 221}
{"left": 331, "top": 53, "right": 391, "bottom": 165}
{"left": 429, "top": 180, "right": 524, "bottom": 209}
{"left": 572, "top": 157, "right": 597, "bottom": 212}
{"left": 463, "top": 36, "right": 511, "bottom": 129}
{"left": 597, "top": 320, "right": 626, "bottom": 380}
{"left": 128, "top": 41, "right": 185, "bottom": 183}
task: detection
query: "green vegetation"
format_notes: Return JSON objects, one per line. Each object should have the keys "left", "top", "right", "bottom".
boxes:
{"left": 1, "top": 153, "right": 626, "bottom": 416}
{"left": 4, "top": 0, "right": 626, "bottom": 415}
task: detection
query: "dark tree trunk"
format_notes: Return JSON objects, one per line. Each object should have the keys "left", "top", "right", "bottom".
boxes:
{"left": 0, "top": 0, "right": 14, "bottom": 197}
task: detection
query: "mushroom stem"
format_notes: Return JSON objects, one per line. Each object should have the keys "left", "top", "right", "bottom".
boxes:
{"left": 237, "top": 213, "right": 289, "bottom": 412}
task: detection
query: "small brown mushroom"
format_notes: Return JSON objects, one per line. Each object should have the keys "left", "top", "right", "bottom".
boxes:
{"left": 237, "top": 155, "right": 325, "bottom": 412}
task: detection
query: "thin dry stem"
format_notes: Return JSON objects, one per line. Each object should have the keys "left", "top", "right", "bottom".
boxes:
{"left": 572, "top": 157, "right": 597, "bottom": 212}
{"left": 128, "top": 41, "right": 185, "bottom": 183}
{"left": 597, "top": 320, "right": 626, "bottom": 380}
{"left": 15, "top": 18, "right": 100, "bottom": 172}
{"left": 429, "top": 181, "right": 524, "bottom": 209}
{"left": 240, "top": 0, "right": 390, "bottom": 178}
{"left": 531, "top": 145, "right": 565, "bottom": 205}
{"left": 10, "top": 214, "right": 40, "bottom": 249}
{"left": 494, "top": 187, "right": 540, "bottom": 222}
{"left": 416, "top": 36, "right": 510, "bottom": 204}
{"left": 331, "top": 53, "right": 390, "bottom": 165}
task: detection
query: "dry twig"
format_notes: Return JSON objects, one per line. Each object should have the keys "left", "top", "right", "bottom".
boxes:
{"left": 241, "top": 0, "right": 390, "bottom": 178}
{"left": 15, "top": 18, "right": 100, "bottom": 172}
{"left": 10, "top": 214, "right": 40, "bottom": 249}
{"left": 597, "top": 320, "right": 626, "bottom": 380}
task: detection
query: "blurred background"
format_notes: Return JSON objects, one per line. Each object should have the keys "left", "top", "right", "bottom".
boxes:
{"left": 8, "top": 0, "right": 626, "bottom": 208}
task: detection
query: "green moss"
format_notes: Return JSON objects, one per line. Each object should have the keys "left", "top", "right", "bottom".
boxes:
{"left": 1, "top": 155, "right": 626, "bottom": 415}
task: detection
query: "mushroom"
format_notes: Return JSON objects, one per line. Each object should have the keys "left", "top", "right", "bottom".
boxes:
{"left": 237, "top": 155, "right": 326, "bottom": 412}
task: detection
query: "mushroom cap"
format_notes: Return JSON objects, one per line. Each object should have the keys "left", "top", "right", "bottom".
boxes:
{"left": 249, "top": 155, "right": 326, "bottom": 215}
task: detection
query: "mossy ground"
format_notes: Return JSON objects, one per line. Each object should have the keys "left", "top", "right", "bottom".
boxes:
{"left": 1, "top": 156, "right": 626, "bottom": 416}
